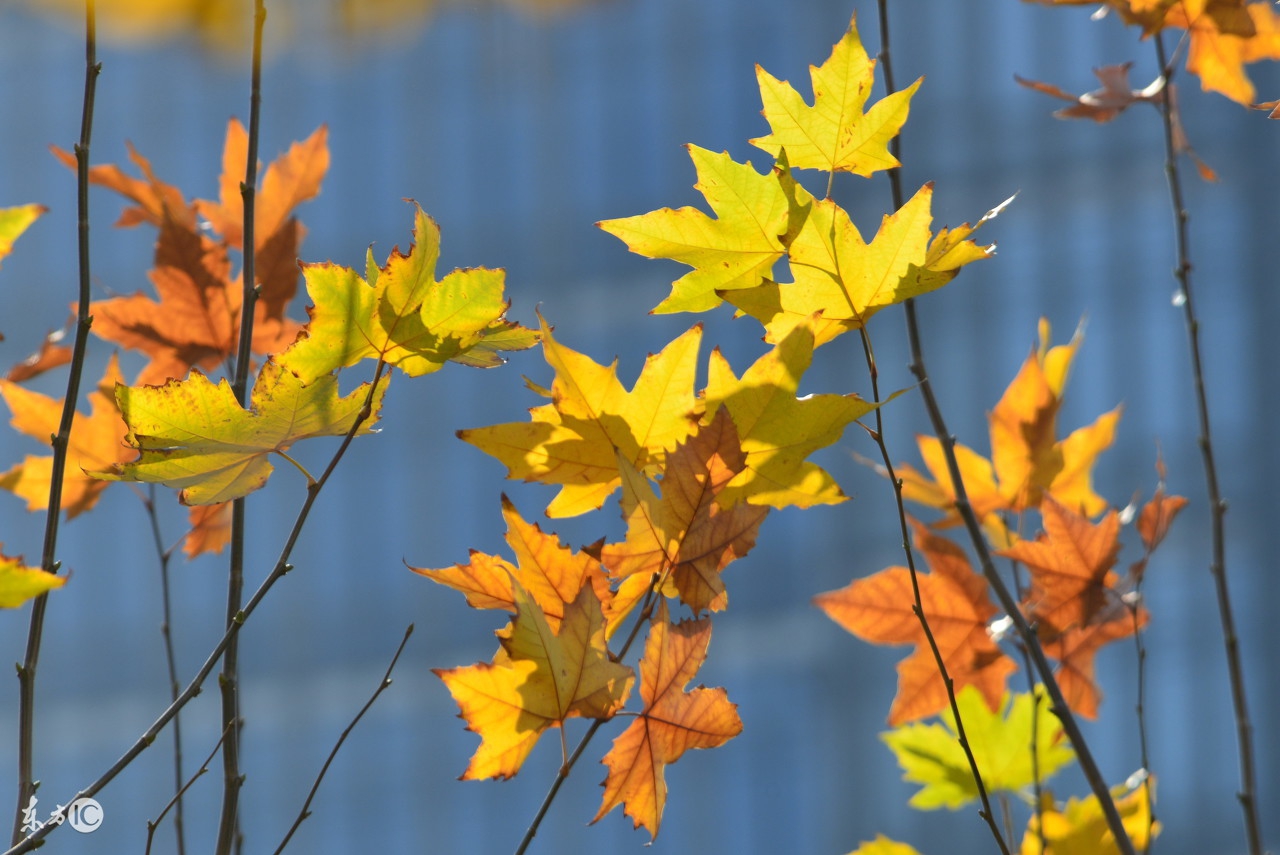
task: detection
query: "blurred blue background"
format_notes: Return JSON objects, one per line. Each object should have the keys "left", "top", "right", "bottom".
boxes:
{"left": 0, "top": 0, "right": 1276, "bottom": 852}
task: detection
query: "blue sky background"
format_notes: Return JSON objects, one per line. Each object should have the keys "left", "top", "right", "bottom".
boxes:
{"left": 0, "top": 0, "right": 1277, "bottom": 852}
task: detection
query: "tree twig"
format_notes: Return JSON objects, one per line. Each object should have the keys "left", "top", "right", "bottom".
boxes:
{"left": 1151, "top": 33, "right": 1261, "bottom": 855}
{"left": 145, "top": 723, "right": 232, "bottom": 855}
{"left": 10, "top": 0, "right": 99, "bottom": 843}
{"left": 873, "top": 0, "right": 1135, "bottom": 850}
{"left": 216, "top": 3, "right": 268, "bottom": 852}
{"left": 272, "top": 625, "right": 413, "bottom": 855}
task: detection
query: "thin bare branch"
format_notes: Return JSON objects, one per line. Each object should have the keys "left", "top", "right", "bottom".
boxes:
{"left": 145, "top": 724, "right": 232, "bottom": 855}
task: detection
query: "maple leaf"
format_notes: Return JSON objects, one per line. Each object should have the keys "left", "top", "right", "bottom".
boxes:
{"left": 410, "top": 495, "right": 611, "bottom": 632}
{"left": 724, "top": 168, "right": 997, "bottom": 347}
{"left": 460, "top": 320, "right": 703, "bottom": 517}
{"left": 280, "top": 202, "right": 537, "bottom": 383}
{"left": 5, "top": 330, "right": 73, "bottom": 383}
{"left": 749, "top": 14, "right": 922, "bottom": 177}
{"left": 0, "top": 355, "right": 130, "bottom": 519}
{"left": 593, "top": 600, "right": 742, "bottom": 839}
{"left": 0, "top": 204, "right": 44, "bottom": 268}
{"left": 815, "top": 523, "right": 1016, "bottom": 725}
{"left": 1000, "top": 498, "right": 1121, "bottom": 635}
{"left": 703, "top": 318, "right": 875, "bottom": 508}
{"left": 61, "top": 124, "right": 326, "bottom": 384}
{"left": 184, "top": 502, "right": 232, "bottom": 559}
{"left": 599, "top": 408, "right": 769, "bottom": 616}
{"left": 896, "top": 436, "right": 1011, "bottom": 545}
{"left": 91, "top": 359, "right": 388, "bottom": 505}
{"left": 435, "top": 580, "right": 633, "bottom": 781}
{"left": 1015, "top": 64, "right": 1165, "bottom": 122}
{"left": 847, "top": 837, "right": 925, "bottom": 855}
{"left": 1040, "top": 607, "right": 1147, "bottom": 719}
{"left": 881, "top": 685, "right": 1075, "bottom": 810}
{"left": 1127, "top": 460, "right": 1188, "bottom": 584}
{"left": 0, "top": 549, "right": 66, "bottom": 608}
{"left": 597, "top": 145, "right": 790, "bottom": 314}
{"left": 1022, "top": 780, "right": 1159, "bottom": 854}
{"left": 1165, "top": 1, "right": 1280, "bottom": 105}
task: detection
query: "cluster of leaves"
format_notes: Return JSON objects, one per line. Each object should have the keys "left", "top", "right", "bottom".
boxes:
{"left": 0, "top": 125, "right": 536, "bottom": 585}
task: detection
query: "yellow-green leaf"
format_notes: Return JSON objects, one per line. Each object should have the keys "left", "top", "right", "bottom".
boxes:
{"left": 280, "top": 202, "right": 536, "bottom": 381}
{"left": 598, "top": 146, "right": 789, "bottom": 314}
{"left": 0, "top": 551, "right": 65, "bottom": 608}
{"left": 881, "top": 685, "right": 1075, "bottom": 810}
{"left": 0, "top": 204, "right": 44, "bottom": 268}
{"left": 93, "top": 359, "right": 387, "bottom": 504}
{"left": 703, "top": 317, "right": 874, "bottom": 507}
{"left": 749, "top": 14, "right": 921, "bottom": 176}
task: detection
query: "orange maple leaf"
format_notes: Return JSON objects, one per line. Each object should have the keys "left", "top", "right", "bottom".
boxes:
{"left": 0, "top": 355, "right": 129, "bottom": 519}
{"left": 410, "top": 495, "right": 611, "bottom": 632}
{"left": 1040, "top": 606, "right": 1148, "bottom": 719}
{"left": 593, "top": 600, "right": 742, "bottom": 839}
{"left": 815, "top": 522, "right": 1015, "bottom": 725}
{"left": 599, "top": 408, "right": 769, "bottom": 619}
{"left": 62, "top": 121, "right": 326, "bottom": 384}
{"left": 434, "top": 580, "right": 633, "bottom": 780}
{"left": 1000, "top": 498, "right": 1122, "bottom": 635}
{"left": 184, "top": 502, "right": 232, "bottom": 559}
{"left": 1166, "top": 1, "right": 1280, "bottom": 105}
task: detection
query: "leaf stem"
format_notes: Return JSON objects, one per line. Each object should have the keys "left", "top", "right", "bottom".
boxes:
{"left": 10, "top": 0, "right": 98, "bottom": 843}
{"left": 271, "top": 625, "right": 413, "bottom": 855}
{"left": 2, "top": 361, "right": 389, "bottom": 855}
{"left": 872, "top": 0, "right": 1134, "bottom": 850}
{"left": 1151, "top": 34, "right": 1261, "bottom": 855}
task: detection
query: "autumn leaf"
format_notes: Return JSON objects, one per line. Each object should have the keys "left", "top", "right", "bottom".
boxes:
{"left": 880, "top": 685, "right": 1074, "bottom": 810}
{"left": 5, "top": 330, "right": 73, "bottom": 383}
{"left": 599, "top": 408, "right": 769, "bottom": 616}
{"left": 1000, "top": 498, "right": 1121, "bottom": 635}
{"left": 1041, "top": 606, "right": 1147, "bottom": 719}
{"left": 1022, "top": 779, "right": 1160, "bottom": 854}
{"left": 1128, "top": 466, "right": 1188, "bottom": 584}
{"left": 847, "top": 837, "right": 925, "bottom": 855}
{"left": 597, "top": 146, "right": 789, "bottom": 314}
{"left": 280, "top": 202, "right": 536, "bottom": 382}
{"left": 704, "top": 318, "right": 876, "bottom": 508}
{"left": 61, "top": 124, "right": 325, "bottom": 384}
{"left": 435, "top": 580, "right": 633, "bottom": 780}
{"left": 724, "top": 169, "right": 996, "bottom": 347}
{"left": 593, "top": 600, "right": 742, "bottom": 839}
{"left": 92, "top": 359, "right": 388, "bottom": 505}
{"left": 410, "top": 495, "right": 611, "bottom": 632}
{"left": 460, "top": 320, "right": 703, "bottom": 517}
{"left": 749, "top": 14, "right": 921, "bottom": 177}
{"left": 0, "top": 355, "right": 130, "bottom": 519}
{"left": 184, "top": 502, "right": 232, "bottom": 559}
{"left": 1015, "top": 64, "right": 1165, "bottom": 122}
{"left": 815, "top": 523, "right": 1016, "bottom": 724}
{"left": 1165, "top": 1, "right": 1280, "bottom": 105}
{"left": 0, "top": 204, "right": 44, "bottom": 268}
{"left": 0, "top": 549, "right": 66, "bottom": 608}
{"left": 896, "top": 436, "right": 1010, "bottom": 545}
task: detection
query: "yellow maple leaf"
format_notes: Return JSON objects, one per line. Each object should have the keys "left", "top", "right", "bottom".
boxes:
{"left": 703, "top": 318, "right": 876, "bottom": 508}
{"left": 281, "top": 202, "right": 537, "bottom": 382}
{"left": 750, "top": 13, "right": 921, "bottom": 177}
{"left": 597, "top": 145, "right": 789, "bottom": 314}
{"left": 1022, "top": 779, "right": 1159, "bottom": 854}
{"left": 92, "top": 359, "right": 388, "bottom": 505}
{"left": 0, "top": 356, "right": 130, "bottom": 519}
{"left": 460, "top": 319, "right": 704, "bottom": 517}
{"left": 0, "top": 204, "right": 44, "bottom": 268}
{"left": 0, "top": 550, "right": 66, "bottom": 608}
{"left": 435, "top": 580, "right": 634, "bottom": 780}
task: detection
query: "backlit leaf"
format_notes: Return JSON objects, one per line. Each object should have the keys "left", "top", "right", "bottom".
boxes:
{"left": 1021, "top": 779, "right": 1159, "bottom": 854}
{"left": 881, "top": 685, "right": 1074, "bottom": 810}
{"left": 593, "top": 600, "right": 741, "bottom": 839}
{"left": 0, "top": 550, "right": 66, "bottom": 608}
{"left": 0, "top": 204, "right": 45, "bottom": 268}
